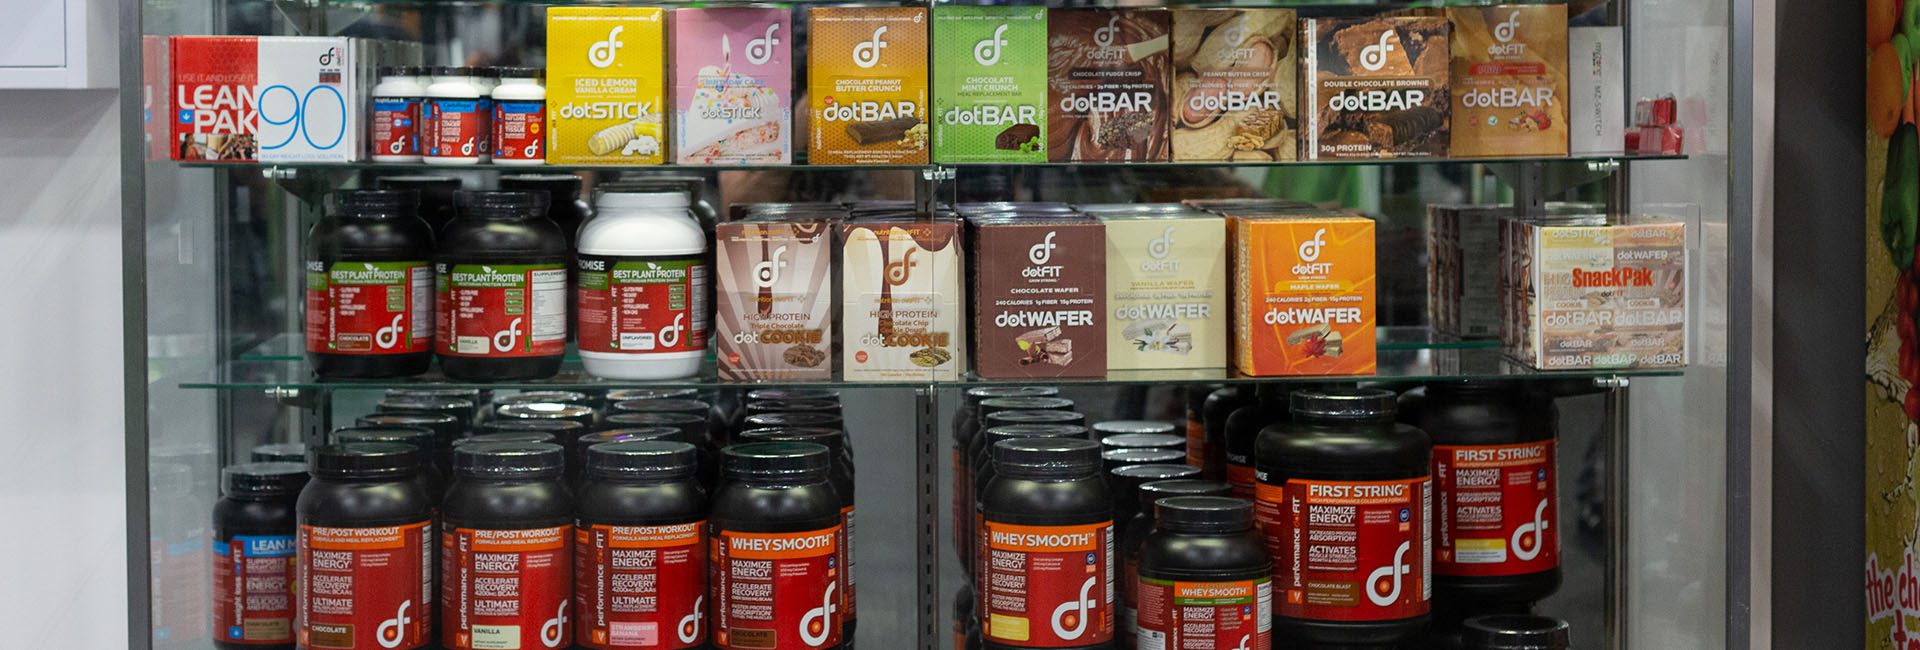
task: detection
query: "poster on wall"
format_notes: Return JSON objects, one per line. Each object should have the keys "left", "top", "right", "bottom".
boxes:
{"left": 1868, "top": 2, "right": 1920, "bottom": 646}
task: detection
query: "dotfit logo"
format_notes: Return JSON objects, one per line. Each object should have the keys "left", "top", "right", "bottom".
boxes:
{"left": 318, "top": 47, "right": 340, "bottom": 66}
{"left": 755, "top": 245, "right": 790, "bottom": 288}
{"left": 1365, "top": 542, "right": 1414, "bottom": 606}
{"left": 1028, "top": 231, "right": 1059, "bottom": 265}
{"left": 1494, "top": 10, "right": 1521, "bottom": 43}
{"left": 885, "top": 248, "right": 918, "bottom": 287}
{"left": 799, "top": 581, "right": 839, "bottom": 646}
{"left": 974, "top": 25, "right": 1010, "bottom": 66}
{"left": 1359, "top": 30, "right": 1395, "bottom": 71}
{"left": 1147, "top": 226, "right": 1175, "bottom": 259}
{"left": 1094, "top": 15, "right": 1121, "bottom": 48}
{"left": 493, "top": 317, "right": 524, "bottom": 352}
{"left": 589, "top": 26, "right": 625, "bottom": 69}
{"left": 1233, "top": 633, "right": 1253, "bottom": 650}
{"left": 678, "top": 595, "right": 704, "bottom": 643}
{"left": 375, "top": 600, "right": 412, "bottom": 648}
{"left": 853, "top": 26, "right": 889, "bottom": 68}
{"left": 1512, "top": 498, "right": 1551, "bottom": 561}
{"left": 375, "top": 314, "right": 405, "bottom": 349}
{"left": 746, "top": 24, "right": 781, "bottom": 65}
{"left": 1298, "top": 228, "right": 1328, "bottom": 262}
{"left": 540, "top": 601, "right": 569, "bottom": 648}
{"left": 658, "top": 313, "right": 687, "bottom": 348}
{"left": 1049, "top": 576, "right": 1099, "bottom": 640}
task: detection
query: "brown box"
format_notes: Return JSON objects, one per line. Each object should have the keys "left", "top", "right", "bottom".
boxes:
{"left": 1301, "top": 16, "right": 1451, "bottom": 159}
{"left": 1448, "top": 5, "right": 1569, "bottom": 157}
{"left": 1170, "top": 8, "right": 1298, "bottom": 162}
{"left": 1048, "top": 8, "right": 1172, "bottom": 162}
{"left": 969, "top": 216, "right": 1107, "bottom": 377}
{"left": 1427, "top": 204, "right": 1512, "bottom": 339}
{"left": 714, "top": 217, "right": 838, "bottom": 381}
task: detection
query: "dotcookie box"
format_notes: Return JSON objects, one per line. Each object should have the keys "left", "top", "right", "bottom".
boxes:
{"left": 969, "top": 216, "right": 1107, "bottom": 378}
{"left": 1448, "top": 5, "right": 1569, "bottom": 157}
{"left": 714, "top": 217, "right": 837, "bottom": 381}
{"left": 670, "top": 7, "right": 792, "bottom": 165}
{"left": 1228, "top": 210, "right": 1377, "bottom": 376}
{"left": 808, "top": 6, "right": 929, "bottom": 165}
{"left": 1048, "top": 8, "right": 1173, "bottom": 162}
{"left": 840, "top": 215, "right": 967, "bottom": 381}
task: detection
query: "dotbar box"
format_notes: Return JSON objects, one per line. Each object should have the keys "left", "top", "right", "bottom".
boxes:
{"left": 932, "top": 5, "right": 1049, "bottom": 162}
{"left": 1170, "top": 8, "right": 1298, "bottom": 162}
{"left": 546, "top": 7, "right": 668, "bottom": 165}
{"left": 808, "top": 6, "right": 929, "bottom": 165}
{"left": 1229, "top": 211, "right": 1377, "bottom": 376}
{"left": 1048, "top": 8, "right": 1173, "bottom": 162}
{"left": 1300, "top": 16, "right": 1452, "bottom": 159}
{"left": 969, "top": 216, "right": 1108, "bottom": 378}
{"left": 1448, "top": 5, "right": 1569, "bottom": 157}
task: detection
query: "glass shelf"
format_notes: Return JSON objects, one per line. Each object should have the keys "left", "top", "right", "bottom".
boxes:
{"left": 169, "top": 153, "right": 1681, "bottom": 174}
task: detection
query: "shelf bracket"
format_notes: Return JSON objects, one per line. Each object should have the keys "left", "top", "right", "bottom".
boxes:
{"left": 918, "top": 167, "right": 955, "bottom": 216}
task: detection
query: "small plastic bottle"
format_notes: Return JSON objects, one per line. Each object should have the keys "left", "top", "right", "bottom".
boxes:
{"left": 490, "top": 68, "right": 546, "bottom": 165}
{"left": 577, "top": 190, "right": 710, "bottom": 380}
{"left": 370, "top": 66, "right": 428, "bottom": 163}
{"left": 422, "top": 67, "right": 486, "bottom": 165}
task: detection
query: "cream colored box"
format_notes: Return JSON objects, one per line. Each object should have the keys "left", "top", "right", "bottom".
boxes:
{"left": 1095, "top": 208, "right": 1228, "bottom": 370}
{"left": 546, "top": 7, "right": 667, "bottom": 165}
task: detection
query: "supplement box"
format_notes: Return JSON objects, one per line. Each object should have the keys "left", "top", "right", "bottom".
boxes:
{"left": 840, "top": 216, "right": 967, "bottom": 381}
{"left": 969, "top": 216, "right": 1107, "bottom": 378}
{"left": 808, "top": 6, "right": 930, "bottom": 165}
{"left": 1093, "top": 207, "right": 1228, "bottom": 370}
{"left": 1447, "top": 5, "right": 1568, "bottom": 157}
{"left": 1048, "top": 8, "right": 1173, "bottom": 162}
{"left": 670, "top": 7, "right": 792, "bottom": 165}
{"left": 1170, "top": 8, "right": 1298, "bottom": 162}
{"left": 1427, "top": 204, "right": 1512, "bottom": 339}
{"left": 715, "top": 217, "right": 837, "bottom": 381}
{"left": 1229, "top": 211, "right": 1377, "bottom": 376}
{"left": 1300, "top": 17, "right": 1452, "bottom": 159}
{"left": 931, "top": 6, "right": 1049, "bottom": 163}
{"left": 1502, "top": 216, "right": 1688, "bottom": 370}
{"left": 1569, "top": 26, "right": 1626, "bottom": 155}
{"left": 546, "top": 7, "right": 667, "bottom": 165}
{"left": 170, "top": 36, "right": 383, "bottom": 162}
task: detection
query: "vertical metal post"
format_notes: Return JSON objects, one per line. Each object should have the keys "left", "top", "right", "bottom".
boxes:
{"left": 1601, "top": 378, "right": 1631, "bottom": 650}
{"left": 917, "top": 387, "right": 941, "bottom": 650}
{"left": 1513, "top": 162, "right": 1547, "bottom": 218}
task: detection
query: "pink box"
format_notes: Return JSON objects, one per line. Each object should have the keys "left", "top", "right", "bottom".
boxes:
{"left": 669, "top": 7, "right": 793, "bottom": 165}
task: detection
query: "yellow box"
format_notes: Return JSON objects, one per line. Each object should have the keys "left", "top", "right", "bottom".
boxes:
{"left": 546, "top": 7, "right": 667, "bottom": 165}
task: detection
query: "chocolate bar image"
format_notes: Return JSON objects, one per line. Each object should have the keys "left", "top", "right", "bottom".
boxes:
{"left": 1041, "top": 339, "right": 1074, "bottom": 366}
{"left": 846, "top": 117, "right": 922, "bottom": 145}
{"left": 996, "top": 123, "right": 1040, "bottom": 150}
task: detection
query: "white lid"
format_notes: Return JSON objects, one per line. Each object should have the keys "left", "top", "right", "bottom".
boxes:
{"left": 599, "top": 191, "right": 690, "bottom": 210}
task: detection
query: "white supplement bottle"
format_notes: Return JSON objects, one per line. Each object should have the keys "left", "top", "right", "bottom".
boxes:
{"left": 576, "top": 191, "right": 709, "bottom": 380}
{"left": 474, "top": 68, "right": 500, "bottom": 163}
{"left": 490, "top": 68, "right": 547, "bottom": 166}
{"left": 369, "top": 66, "right": 428, "bottom": 162}
{"left": 422, "top": 67, "right": 485, "bottom": 165}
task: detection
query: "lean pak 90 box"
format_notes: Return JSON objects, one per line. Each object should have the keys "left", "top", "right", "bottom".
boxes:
{"left": 170, "top": 36, "right": 417, "bottom": 162}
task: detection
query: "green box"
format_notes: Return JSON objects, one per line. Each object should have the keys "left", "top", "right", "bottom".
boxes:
{"left": 932, "top": 6, "right": 1048, "bottom": 163}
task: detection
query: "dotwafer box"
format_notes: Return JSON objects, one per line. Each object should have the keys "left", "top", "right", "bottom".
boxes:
{"left": 970, "top": 216, "right": 1107, "bottom": 378}
{"left": 1229, "top": 210, "right": 1377, "bottom": 376}
{"left": 1092, "top": 206, "right": 1228, "bottom": 370}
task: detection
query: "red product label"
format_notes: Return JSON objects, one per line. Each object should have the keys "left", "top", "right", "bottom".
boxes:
{"left": 298, "top": 521, "right": 434, "bottom": 650}
{"left": 711, "top": 526, "right": 843, "bottom": 650}
{"left": 440, "top": 525, "right": 573, "bottom": 650}
{"left": 422, "top": 97, "right": 486, "bottom": 159}
{"left": 493, "top": 100, "right": 546, "bottom": 161}
{"left": 1121, "top": 555, "right": 1139, "bottom": 645}
{"left": 577, "top": 255, "right": 709, "bottom": 356}
{"left": 371, "top": 97, "right": 420, "bottom": 158}
{"left": 574, "top": 522, "right": 708, "bottom": 650}
{"left": 1257, "top": 478, "right": 1429, "bottom": 623}
{"left": 1225, "top": 464, "right": 1256, "bottom": 499}
{"left": 437, "top": 263, "right": 568, "bottom": 358}
{"left": 306, "top": 260, "right": 433, "bottom": 355}
{"left": 1433, "top": 441, "right": 1558, "bottom": 577}
{"left": 1135, "top": 577, "right": 1271, "bottom": 650}
{"left": 980, "top": 520, "right": 1115, "bottom": 648}
{"left": 215, "top": 534, "right": 297, "bottom": 645}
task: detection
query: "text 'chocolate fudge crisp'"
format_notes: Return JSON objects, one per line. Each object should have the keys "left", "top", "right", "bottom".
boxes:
{"left": 1048, "top": 9, "right": 1172, "bottom": 162}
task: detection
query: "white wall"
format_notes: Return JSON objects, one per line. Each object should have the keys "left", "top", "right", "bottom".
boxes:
{"left": 0, "top": 88, "right": 128, "bottom": 646}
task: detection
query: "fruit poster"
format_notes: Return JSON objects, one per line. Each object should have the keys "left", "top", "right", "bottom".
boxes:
{"left": 1868, "top": 2, "right": 1920, "bottom": 646}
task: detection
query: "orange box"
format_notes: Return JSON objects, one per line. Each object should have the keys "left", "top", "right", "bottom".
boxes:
{"left": 1230, "top": 212, "right": 1376, "bottom": 376}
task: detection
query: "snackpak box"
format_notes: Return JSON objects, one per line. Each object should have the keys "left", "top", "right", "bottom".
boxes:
{"left": 932, "top": 5, "right": 1049, "bottom": 162}
{"left": 1048, "top": 8, "right": 1173, "bottom": 162}
{"left": 808, "top": 6, "right": 929, "bottom": 165}
{"left": 1301, "top": 16, "right": 1451, "bottom": 159}
{"left": 1095, "top": 207, "right": 1228, "bottom": 370}
{"left": 670, "top": 7, "right": 792, "bottom": 165}
{"left": 1170, "top": 8, "right": 1298, "bottom": 162}
{"left": 715, "top": 216, "right": 837, "bottom": 381}
{"left": 840, "top": 216, "right": 967, "bottom": 381}
{"left": 547, "top": 7, "right": 668, "bottom": 165}
{"left": 170, "top": 36, "right": 375, "bottom": 162}
{"left": 969, "top": 216, "right": 1107, "bottom": 378}
{"left": 1447, "top": 5, "right": 1568, "bottom": 157}
{"left": 1502, "top": 216, "right": 1688, "bottom": 370}
{"left": 1230, "top": 211, "right": 1377, "bottom": 376}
